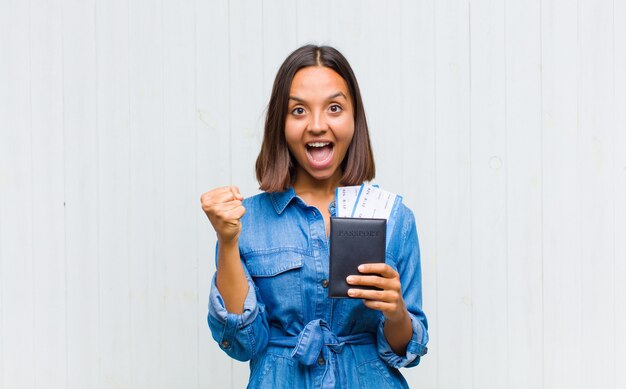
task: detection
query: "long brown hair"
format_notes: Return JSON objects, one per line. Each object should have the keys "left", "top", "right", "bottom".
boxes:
{"left": 255, "top": 44, "right": 375, "bottom": 192}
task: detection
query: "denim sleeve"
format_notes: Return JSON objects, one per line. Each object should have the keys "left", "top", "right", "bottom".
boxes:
{"left": 377, "top": 206, "right": 429, "bottom": 368}
{"left": 207, "top": 245, "right": 269, "bottom": 362}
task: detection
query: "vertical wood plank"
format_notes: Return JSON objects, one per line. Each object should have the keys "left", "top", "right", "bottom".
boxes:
{"left": 196, "top": 0, "right": 234, "bottom": 387}
{"left": 434, "top": 0, "right": 473, "bottom": 387}
{"left": 612, "top": 1, "right": 626, "bottom": 388}
{"left": 262, "top": 0, "right": 297, "bottom": 101}
{"left": 128, "top": 0, "right": 163, "bottom": 387}
{"left": 615, "top": 2, "right": 626, "bottom": 388}
{"left": 469, "top": 0, "right": 508, "bottom": 387}
{"left": 62, "top": 0, "right": 99, "bottom": 387}
{"left": 228, "top": 2, "right": 265, "bottom": 384}
{"left": 398, "top": 0, "right": 438, "bottom": 386}
{"left": 578, "top": 0, "right": 615, "bottom": 387}
{"left": 96, "top": 0, "right": 132, "bottom": 386}
{"left": 229, "top": 0, "right": 264, "bottom": 200}
{"left": 541, "top": 0, "right": 582, "bottom": 387}
{"left": 505, "top": 0, "right": 544, "bottom": 388}
{"left": 0, "top": 0, "right": 35, "bottom": 387}
{"left": 161, "top": 0, "right": 198, "bottom": 386}
{"left": 30, "top": 0, "right": 67, "bottom": 386}
{"left": 295, "top": 0, "right": 331, "bottom": 45}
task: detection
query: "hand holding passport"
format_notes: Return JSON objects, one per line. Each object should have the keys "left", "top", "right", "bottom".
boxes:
{"left": 329, "top": 185, "right": 403, "bottom": 298}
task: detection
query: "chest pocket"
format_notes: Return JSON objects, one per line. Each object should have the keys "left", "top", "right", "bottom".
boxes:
{"left": 245, "top": 251, "right": 304, "bottom": 325}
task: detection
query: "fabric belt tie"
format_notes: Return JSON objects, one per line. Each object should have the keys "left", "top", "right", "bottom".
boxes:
{"left": 268, "top": 319, "right": 375, "bottom": 388}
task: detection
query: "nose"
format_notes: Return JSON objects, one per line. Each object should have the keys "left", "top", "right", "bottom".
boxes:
{"left": 307, "top": 111, "right": 328, "bottom": 134}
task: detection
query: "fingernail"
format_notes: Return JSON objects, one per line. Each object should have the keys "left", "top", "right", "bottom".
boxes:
{"left": 347, "top": 289, "right": 356, "bottom": 296}
{"left": 346, "top": 276, "right": 355, "bottom": 283}
{"left": 358, "top": 265, "right": 365, "bottom": 271}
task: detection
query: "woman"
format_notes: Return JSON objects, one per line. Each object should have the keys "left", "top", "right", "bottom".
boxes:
{"left": 202, "top": 44, "right": 428, "bottom": 388}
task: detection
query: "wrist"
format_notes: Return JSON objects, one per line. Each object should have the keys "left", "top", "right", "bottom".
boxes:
{"left": 217, "top": 235, "right": 239, "bottom": 248}
{"left": 386, "top": 307, "right": 410, "bottom": 325}
{"left": 217, "top": 238, "right": 240, "bottom": 260}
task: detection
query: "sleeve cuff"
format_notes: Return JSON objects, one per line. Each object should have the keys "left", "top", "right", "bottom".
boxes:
{"left": 208, "top": 273, "right": 259, "bottom": 347}
{"left": 376, "top": 313, "right": 428, "bottom": 369}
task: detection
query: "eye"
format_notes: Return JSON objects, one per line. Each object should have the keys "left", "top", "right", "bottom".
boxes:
{"left": 329, "top": 104, "right": 343, "bottom": 113}
{"left": 291, "top": 107, "right": 305, "bottom": 115}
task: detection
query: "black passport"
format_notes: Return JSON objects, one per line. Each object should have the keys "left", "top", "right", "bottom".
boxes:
{"left": 328, "top": 217, "right": 386, "bottom": 298}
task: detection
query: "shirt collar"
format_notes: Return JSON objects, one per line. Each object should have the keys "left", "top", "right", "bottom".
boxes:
{"left": 270, "top": 187, "right": 297, "bottom": 215}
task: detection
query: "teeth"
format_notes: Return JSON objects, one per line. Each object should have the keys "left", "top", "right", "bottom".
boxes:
{"left": 307, "top": 142, "right": 330, "bottom": 148}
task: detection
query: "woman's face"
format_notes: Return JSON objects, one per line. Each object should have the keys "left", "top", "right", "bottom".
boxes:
{"left": 285, "top": 66, "right": 355, "bottom": 184}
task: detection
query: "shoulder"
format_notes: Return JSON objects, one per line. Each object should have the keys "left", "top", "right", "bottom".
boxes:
{"left": 386, "top": 202, "right": 419, "bottom": 263}
{"left": 241, "top": 192, "right": 275, "bottom": 223}
{"left": 395, "top": 202, "right": 417, "bottom": 240}
{"left": 242, "top": 191, "right": 272, "bottom": 208}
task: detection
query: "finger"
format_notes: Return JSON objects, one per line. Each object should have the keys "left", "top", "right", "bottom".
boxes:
{"left": 214, "top": 199, "right": 243, "bottom": 212}
{"left": 346, "top": 275, "right": 393, "bottom": 290}
{"left": 204, "top": 186, "right": 235, "bottom": 197}
{"left": 200, "top": 187, "right": 230, "bottom": 204}
{"left": 222, "top": 205, "right": 246, "bottom": 221}
{"left": 230, "top": 186, "right": 244, "bottom": 201}
{"left": 203, "top": 199, "right": 242, "bottom": 214}
{"left": 204, "top": 188, "right": 241, "bottom": 205}
{"left": 361, "top": 299, "right": 397, "bottom": 312}
{"left": 357, "top": 263, "right": 398, "bottom": 279}
{"left": 347, "top": 288, "right": 395, "bottom": 302}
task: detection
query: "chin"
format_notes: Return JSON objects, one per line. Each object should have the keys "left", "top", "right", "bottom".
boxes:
{"left": 306, "top": 168, "right": 339, "bottom": 182}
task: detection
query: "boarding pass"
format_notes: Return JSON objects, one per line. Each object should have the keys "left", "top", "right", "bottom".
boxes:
{"left": 335, "top": 184, "right": 402, "bottom": 220}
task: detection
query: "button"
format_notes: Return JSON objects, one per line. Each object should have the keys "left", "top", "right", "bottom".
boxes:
{"left": 317, "top": 356, "right": 325, "bottom": 365}
{"left": 321, "top": 279, "right": 329, "bottom": 288}
{"left": 220, "top": 340, "right": 230, "bottom": 349}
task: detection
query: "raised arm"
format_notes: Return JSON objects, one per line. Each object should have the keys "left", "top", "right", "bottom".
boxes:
{"left": 201, "top": 185, "right": 248, "bottom": 313}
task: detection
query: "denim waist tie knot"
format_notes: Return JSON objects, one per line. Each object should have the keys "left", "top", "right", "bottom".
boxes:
{"left": 269, "top": 319, "right": 375, "bottom": 388}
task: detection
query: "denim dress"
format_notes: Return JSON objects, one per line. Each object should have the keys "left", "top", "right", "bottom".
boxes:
{"left": 208, "top": 188, "right": 428, "bottom": 388}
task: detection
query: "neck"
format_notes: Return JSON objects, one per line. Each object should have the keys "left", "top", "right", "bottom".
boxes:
{"left": 292, "top": 166, "right": 341, "bottom": 198}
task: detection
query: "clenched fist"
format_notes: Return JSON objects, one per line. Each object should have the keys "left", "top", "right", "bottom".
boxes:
{"left": 201, "top": 186, "right": 246, "bottom": 244}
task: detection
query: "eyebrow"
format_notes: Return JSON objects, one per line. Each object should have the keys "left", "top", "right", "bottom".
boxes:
{"left": 289, "top": 91, "right": 348, "bottom": 103}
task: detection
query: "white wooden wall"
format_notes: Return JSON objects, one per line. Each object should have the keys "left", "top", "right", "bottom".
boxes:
{"left": 0, "top": 0, "right": 624, "bottom": 388}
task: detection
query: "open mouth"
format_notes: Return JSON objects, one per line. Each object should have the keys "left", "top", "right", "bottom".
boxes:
{"left": 305, "top": 141, "right": 335, "bottom": 168}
